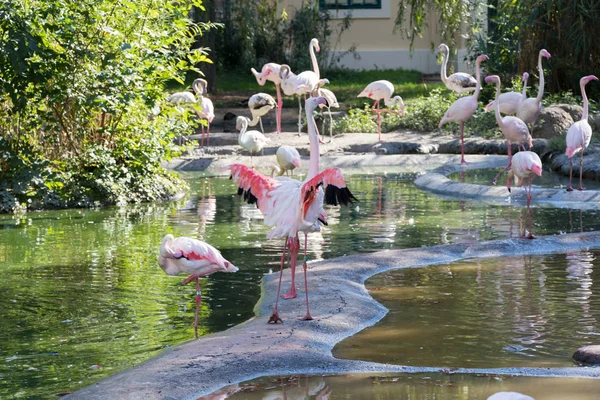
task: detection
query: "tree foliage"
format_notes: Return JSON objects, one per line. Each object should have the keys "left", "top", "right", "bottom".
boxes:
{"left": 0, "top": 0, "right": 216, "bottom": 212}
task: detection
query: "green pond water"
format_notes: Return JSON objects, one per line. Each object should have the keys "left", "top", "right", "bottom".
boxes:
{"left": 334, "top": 251, "right": 600, "bottom": 368}
{"left": 448, "top": 167, "right": 600, "bottom": 190}
{"left": 215, "top": 373, "right": 600, "bottom": 400}
{"left": 1, "top": 172, "right": 600, "bottom": 398}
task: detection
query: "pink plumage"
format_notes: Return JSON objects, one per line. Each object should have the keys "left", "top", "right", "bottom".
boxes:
{"left": 439, "top": 54, "right": 488, "bottom": 164}
{"left": 158, "top": 234, "right": 238, "bottom": 337}
{"left": 517, "top": 49, "right": 551, "bottom": 133}
{"left": 565, "top": 75, "right": 598, "bottom": 191}
{"left": 229, "top": 96, "right": 356, "bottom": 323}
{"left": 250, "top": 62, "right": 283, "bottom": 133}
{"left": 485, "top": 72, "right": 529, "bottom": 115}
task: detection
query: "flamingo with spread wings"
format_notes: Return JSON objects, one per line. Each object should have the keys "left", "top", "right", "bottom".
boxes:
{"left": 228, "top": 97, "right": 356, "bottom": 323}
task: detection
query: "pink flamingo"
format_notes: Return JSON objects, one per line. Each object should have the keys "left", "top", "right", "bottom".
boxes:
{"left": 158, "top": 234, "right": 238, "bottom": 338}
{"left": 251, "top": 63, "right": 283, "bottom": 134}
{"left": 485, "top": 75, "right": 533, "bottom": 184}
{"left": 507, "top": 151, "right": 542, "bottom": 239}
{"left": 517, "top": 49, "right": 551, "bottom": 135}
{"left": 248, "top": 92, "right": 277, "bottom": 134}
{"left": 485, "top": 72, "right": 529, "bottom": 115}
{"left": 229, "top": 97, "right": 356, "bottom": 323}
{"left": 168, "top": 78, "right": 213, "bottom": 146}
{"left": 566, "top": 75, "right": 598, "bottom": 191}
{"left": 271, "top": 145, "right": 301, "bottom": 177}
{"left": 357, "top": 80, "right": 405, "bottom": 142}
{"left": 439, "top": 54, "right": 488, "bottom": 164}
{"left": 438, "top": 43, "right": 477, "bottom": 93}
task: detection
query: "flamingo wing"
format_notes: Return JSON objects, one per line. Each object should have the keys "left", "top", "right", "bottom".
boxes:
{"left": 229, "top": 164, "right": 279, "bottom": 212}
{"left": 448, "top": 73, "right": 476, "bottom": 91}
{"left": 301, "top": 168, "right": 357, "bottom": 207}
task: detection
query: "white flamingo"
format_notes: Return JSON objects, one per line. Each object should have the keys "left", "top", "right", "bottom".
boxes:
{"left": 312, "top": 79, "right": 339, "bottom": 142}
{"left": 228, "top": 97, "right": 356, "bottom": 323}
{"left": 485, "top": 75, "right": 533, "bottom": 184}
{"left": 357, "top": 80, "right": 405, "bottom": 142}
{"left": 565, "top": 75, "right": 598, "bottom": 191}
{"left": 517, "top": 49, "right": 551, "bottom": 134}
{"left": 485, "top": 72, "right": 529, "bottom": 115}
{"left": 271, "top": 145, "right": 301, "bottom": 177}
{"left": 251, "top": 63, "right": 283, "bottom": 134}
{"left": 168, "top": 78, "right": 214, "bottom": 146}
{"left": 439, "top": 54, "right": 488, "bottom": 164}
{"left": 158, "top": 234, "right": 238, "bottom": 338}
{"left": 248, "top": 93, "right": 277, "bottom": 134}
{"left": 236, "top": 116, "right": 270, "bottom": 167}
{"left": 438, "top": 43, "right": 477, "bottom": 93}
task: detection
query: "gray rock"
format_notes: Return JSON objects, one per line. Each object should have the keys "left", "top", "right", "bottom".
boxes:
{"left": 556, "top": 103, "right": 583, "bottom": 122}
{"left": 534, "top": 106, "right": 574, "bottom": 139}
{"left": 573, "top": 344, "right": 600, "bottom": 365}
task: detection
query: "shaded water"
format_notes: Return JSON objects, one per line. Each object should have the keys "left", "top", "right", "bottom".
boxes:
{"left": 1, "top": 173, "right": 600, "bottom": 397}
{"left": 208, "top": 373, "right": 600, "bottom": 400}
{"left": 448, "top": 167, "right": 600, "bottom": 190}
{"left": 334, "top": 251, "right": 600, "bottom": 368}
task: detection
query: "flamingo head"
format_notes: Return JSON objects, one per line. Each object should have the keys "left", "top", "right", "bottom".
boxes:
{"left": 250, "top": 67, "right": 267, "bottom": 86}
{"left": 311, "top": 38, "right": 320, "bottom": 53}
{"left": 528, "top": 137, "right": 534, "bottom": 150}
{"left": 485, "top": 75, "right": 500, "bottom": 84}
{"left": 582, "top": 75, "right": 599, "bottom": 85}
{"left": 522, "top": 72, "right": 529, "bottom": 82}
{"left": 307, "top": 96, "right": 328, "bottom": 111}
{"left": 476, "top": 54, "right": 488, "bottom": 63}
{"left": 541, "top": 49, "right": 551, "bottom": 59}
{"left": 531, "top": 163, "right": 542, "bottom": 177}
{"left": 235, "top": 116, "right": 248, "bottom": 131}
{"left": 292, "top": 157, "right": 301, "bottom": 168}
{"left": 159, "top": 234, "right": 176, "bottom": 257}
{"left": 437, "top": 43, "right": 449, "bottom": 54}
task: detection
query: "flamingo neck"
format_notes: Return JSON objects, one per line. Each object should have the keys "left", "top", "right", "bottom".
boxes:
{"left": 238, "top": 120, "right": 248, "bottom": 142}
{"left": 310, "top": 42, "right": 319, "bottom": 80}
{"left": 581, "top": 80, "right": 590, "bottom": 121}
{"left": 493, "top": 81, "right": 505, "bottom": 129}
{"left": 521, "top": 76, "right": 528, "bottom": 100}
{"left": 249, "top": 113, "right": 260, "bottom": 126}
{"left": 473, "top": 58, "right": 483, "bottom": 100}
{"left": 536, "top": 53, "right": 545, "bottom": 103}
{"left": 306, "top": 106, "right": 320, "bottom": 180}
{"left": 440, "top": 51, "right": 449, "bottom": 85}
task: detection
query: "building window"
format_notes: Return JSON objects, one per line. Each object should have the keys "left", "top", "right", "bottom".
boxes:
{"left": 320, "top": 0, "right": 382, "bottom": 10}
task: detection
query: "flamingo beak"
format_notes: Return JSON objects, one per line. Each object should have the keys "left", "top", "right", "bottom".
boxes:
{"left": 292, "top": 158, "right": 301, "bottom": 168}
{"left": 531, "top": 164, "right": 542, "bottom": 177}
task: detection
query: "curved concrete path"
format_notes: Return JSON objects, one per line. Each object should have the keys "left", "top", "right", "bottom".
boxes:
{"left": 67, "top": 231, "right": 600, "bottom": 400}
{"left": 415, "top": 158, "right": 600, "bottom": 209}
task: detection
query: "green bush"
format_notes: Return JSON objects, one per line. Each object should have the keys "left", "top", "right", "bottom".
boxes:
{"left": 0, "top": 0, "right": 211, "bottom": 213}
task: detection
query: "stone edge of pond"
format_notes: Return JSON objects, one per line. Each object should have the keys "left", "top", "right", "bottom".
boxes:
{"left": 67, "top": 231, "right": 600, "bottom": 400}
{"left": 414, "top": 159, "right": 600, "bottom": 208}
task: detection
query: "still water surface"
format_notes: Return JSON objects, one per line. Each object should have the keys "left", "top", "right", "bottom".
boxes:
{"left": 213, "top": 373, "right": 600, "bottom": 400}
{"left": 1, "top": 173, "right": 599, "bottom": 398}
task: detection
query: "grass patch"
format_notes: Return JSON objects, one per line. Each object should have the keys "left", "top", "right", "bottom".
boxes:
{"left": 210, "top": 67, "right": 446, "bottom": 108}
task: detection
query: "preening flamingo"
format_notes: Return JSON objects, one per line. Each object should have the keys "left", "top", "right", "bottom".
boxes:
{"left": 312, "top": 79, "right": 339, "bottom": 142}
{"left": 487, "top": 392, "right": 534, "bottom": 400}
{"left": 485, "top": 72, "right": 529, "bottom": 115}
{"left": 236, "top": 116, "right": 270, "bottom": 168}
{"left": 517, "top": 49, "right": 551, "bottom": 134}
{"left": 357, "top": 80, "right": 405, "bottom": 142}
{"left": 251, "top": 63, "right": 283, "bottom": 134}
{"left": 565, "top": 75, "right": 598, "bottom": 191}
{"left": 248, "top": 92, "right": 277, "bottom": 134}
{"left": 158, "top": 234, "right": 238, "bottom": 338}
{"left": 228, "top": 96, "right": 356, "bottom": 323}
{"left": 167, "top": 78, "right": 214, "bottom": 146}
{"left": 438, "top": 43, "right": 477, "bottom": 93}
{"left": 507, "top": 151, "right": 542, "bottom": 238}
{"left": 271, "top": 145, "right": 301, "bottom": 177}
{"left": 439, "top": 54, "right": 488, "bottom": 164}
{"left": 485, "top": 75, "right": 533, "bottom": 184}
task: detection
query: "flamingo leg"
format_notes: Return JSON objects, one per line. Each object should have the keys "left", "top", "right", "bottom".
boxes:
{"left": 206, "top": 122, "right": 210, "bottom": 146}
{"left": 328, "top": 106, "right": 333, "bottom": 142}
{"left": 194, "top": 277, "right": 201, "bottom": 339}
{"left": 460, "top": 122, "right": 468, "bottom": 164}
{"left": 567, "top": 157, "right": 574, "bottom": 191}
{"left": 259, "top": 117, "right": 264, "bottom": 134}
{"left": 526, "top": 178, "right": 535, "bottom": 239}
{"left": 376, "top": 101, "right": 382, "bottom": 142}
{"left": 282, "top": 235, "right": 299, "bottom": 299}
{"left": 578, "top": 151, "right": 585, "bottom": 191}
{"left": 297, "top": 95, "right": 303, "bottom": 136}
{"left": 299, "top": 233, "right": 313, "bottom": 321}
{"left": 275, "top": 83, "right": 282, "bottom": 134}
{"left": 268, "top": 239, "right": 288, "bottom": 324}
{"left": 200, "top": 124, "right": 205, "bottom": 147}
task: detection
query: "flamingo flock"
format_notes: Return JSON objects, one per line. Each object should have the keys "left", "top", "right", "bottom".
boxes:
{"left": 159, "top": 39, "right": 597, "bottom": 341}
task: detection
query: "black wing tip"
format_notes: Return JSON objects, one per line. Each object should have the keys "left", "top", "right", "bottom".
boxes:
{"left": 325, "top": 185, "right": 357, "bottom": 207}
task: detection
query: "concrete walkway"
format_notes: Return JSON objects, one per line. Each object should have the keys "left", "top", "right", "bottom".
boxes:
{"left": 67, "top": 231, "right": 600, "bottom": 400}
